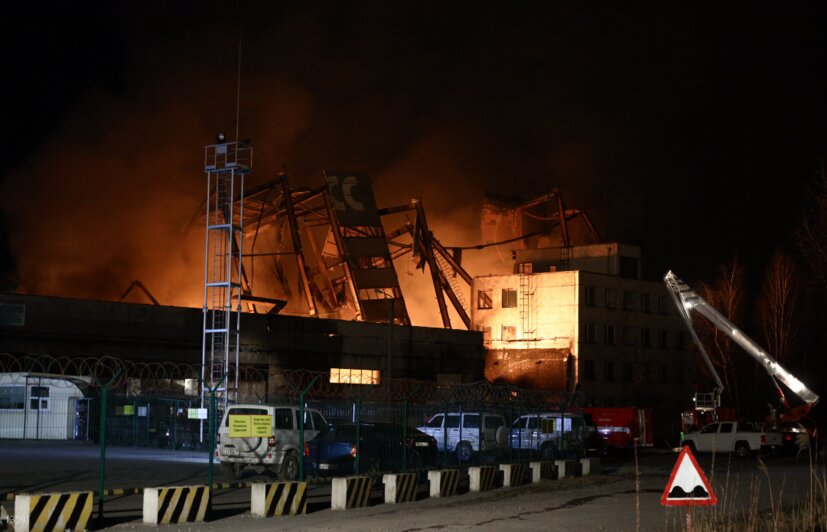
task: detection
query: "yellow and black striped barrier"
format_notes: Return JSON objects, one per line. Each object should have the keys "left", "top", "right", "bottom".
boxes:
{"left": 142, "top": 485, "right": 210, "bottom": 525}
{"left": 14, "top": 490, "right": 92, "bottom": 532}
{"left": 427, "top": 469, "right": 459, "bottom": 498}
{"left": 529, "top": 461, "right": 557, "bottom": 482}
{"left": 554, "top": 459, "right": 579, "bottom": 479}
{"left": 331, "top": 476, "right": 372, "bottom": 510}
{"left": 469, "top": 465, "right": 498, "bottom": 492}
{"left": 251, "top": 482, "right": 307, "bottom": 517}
{"left": 499, "top": 463, "right": 526, "bottom": 487}
{"left": 382, "top": 473, "right": 418, "bottom": 504}
{"left": 580, "top": 457, "right": 600, "bottom": 476}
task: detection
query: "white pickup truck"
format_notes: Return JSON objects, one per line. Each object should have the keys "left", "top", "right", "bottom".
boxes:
{"left": 682, "top": 421, "right": 782, "bottom": 458}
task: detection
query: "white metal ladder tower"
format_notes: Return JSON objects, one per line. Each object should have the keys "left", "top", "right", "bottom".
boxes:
{"left": 202, "top": 139, "right": 251, "bottom": 415}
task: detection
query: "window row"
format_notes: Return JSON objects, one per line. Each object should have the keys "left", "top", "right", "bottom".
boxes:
{"left": 581, "top": 323, "right": 687, "bottom": 350}
{"left": 581, "top": 360, "right": 686, "bottom": 385}
{"left": 584, "top": 286, "right": 671, "bottom": 315}
{"left": 0, "top": 385, "right": 50, "bottom": 411}
{"left": 477, "top": 288, "right": 518, "bottom": 310}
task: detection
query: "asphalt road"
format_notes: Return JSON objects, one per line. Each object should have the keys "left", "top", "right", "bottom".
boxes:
{"left": 1, "top": 442, "right": 823, "bottom": 531}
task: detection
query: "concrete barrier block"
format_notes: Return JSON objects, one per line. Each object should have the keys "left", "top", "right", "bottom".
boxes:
{"left": 143, "top": 485, "right": 209, "bottom": 525}
{"left": 331, "top": 476, "right": 372, "bottom": 510}
{"left": 554, "top": 459, "right": 578, "bottom": 479}
{"left": 383, "top": 473, "right": 418, "bottom": 504}
{"left": 469, "top": 465, "right": 498, "bottom": 492}
{"left": 529, "top": 461, "right": 557, "bottom": 483}
{"left": 14, "top": 491, "right": 92, "bottom": 532}
{"left": 251, "top": 481, "right": 307, "bottom": 517}
{"left": 580, "top": 457, "right": 600, "bottom": 476}
{"left": 499, "top": 463, "right": 526, "bottom": 488}
{"left": 427, "top": 469, "right": 459, "bottom": 498}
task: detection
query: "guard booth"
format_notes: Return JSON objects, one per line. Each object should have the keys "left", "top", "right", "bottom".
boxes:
{"left": 0, "top": 372, "right": 92, "bottom": 440}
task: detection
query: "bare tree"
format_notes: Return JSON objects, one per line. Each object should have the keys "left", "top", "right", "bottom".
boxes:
{"left": 696, "top": 257, "right": 746, "bottom": 411}
{"left": 756, "top": 248, "right": 801, "bottom": 366}
{"left": 795, "top": 161, "right": 827, "bottom": 293}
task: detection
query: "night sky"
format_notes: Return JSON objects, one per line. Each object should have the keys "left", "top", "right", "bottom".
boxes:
{"left": 2, "top": 2, "right": 827, "bottom": 305}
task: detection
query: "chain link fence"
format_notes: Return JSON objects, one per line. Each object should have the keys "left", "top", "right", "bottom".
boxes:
{"left": 0, "top": 354, "right": 589, "bottom": 519}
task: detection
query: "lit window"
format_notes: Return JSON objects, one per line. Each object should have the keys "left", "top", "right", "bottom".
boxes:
{"left": 502, "top": 289, "right": 518, "bottom": 308}
{"left": 330, "top": 368, "right": 381, "bottom": 385}
{"left": 517, "top": 262, "right": 533, "bottom": 274}
{"left": 477, "top": 289, "right": 493, "bottom": 309}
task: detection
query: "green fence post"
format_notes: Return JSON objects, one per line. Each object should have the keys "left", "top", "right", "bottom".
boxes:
{"left": 172, "top": 399, "right": 178, "bottom": 450}
{"left": 509, "top": 402, "right": 514, "bottom": 463}
{"left": 208, "top": 390, "right": 217, "bottom": 492}
{"left": 402, "top": 400, "right": 408, "bottom": 472}
{"left": 133, "top": 399, "right": 138, "bottom": 447}
{"left": 298, "top": 376, "right": 318, "bottom": 482}
{"left": 355, "top": 398, "right": 362, "bottom": 475}
{"left": 97, "top": 368, "right": 122, "bottom": 525}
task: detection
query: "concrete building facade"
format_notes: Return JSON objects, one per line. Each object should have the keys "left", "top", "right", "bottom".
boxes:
{"left": 471, "top": 244, "right": 696, "bottom": 441}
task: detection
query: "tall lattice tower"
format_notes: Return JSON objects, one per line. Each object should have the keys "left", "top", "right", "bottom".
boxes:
{"left": 202, "top": 137, "right": 251, "bottom": 412}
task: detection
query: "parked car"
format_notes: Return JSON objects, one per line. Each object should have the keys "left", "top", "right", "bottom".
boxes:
{"left": 417, "top": 412, "right": 508, "bottom": 462}
{"left": 510, "top": 412, "right": 589, "bottom": 460}
{"left": 681, "top": 421, "right": 781, "bottom": 458}
{"left": 217, "top": 404, "right": 326, "bottom": 480}
{"left": 303, "top": 422, "right": 438, "bottom": 477}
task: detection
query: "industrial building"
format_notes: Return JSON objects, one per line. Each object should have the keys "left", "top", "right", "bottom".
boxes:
{"left": 471, "top": 243, "right": 696, "bottom": 441}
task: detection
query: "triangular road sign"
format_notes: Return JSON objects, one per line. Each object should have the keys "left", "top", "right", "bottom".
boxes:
{"left": 661, "top": 445, "right": 717, "bottom": 506}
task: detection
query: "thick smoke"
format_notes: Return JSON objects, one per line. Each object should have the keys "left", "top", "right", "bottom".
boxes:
{"left": 0, "top": 4, "right": 644, "bottom": 326}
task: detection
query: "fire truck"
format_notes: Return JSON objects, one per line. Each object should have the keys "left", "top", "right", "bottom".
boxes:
{"left": 663, "top": 271, "right": 820, "bottom": 435}
{"left": 582, "top": 407, "right": 653, "bottom": 449}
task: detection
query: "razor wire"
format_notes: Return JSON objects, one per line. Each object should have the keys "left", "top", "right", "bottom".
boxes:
{"left": 0, "top": 353, "right": 570, "bottom": 407}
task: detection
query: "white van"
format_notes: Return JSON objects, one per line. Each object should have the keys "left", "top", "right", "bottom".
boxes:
{"left": 417, "top": 412, "right": 508, "bottom": 462}
{"left": 217, "top": 404, "right": 326, "bottom": 480}
{"left": 510, "top": 412, "right": 588, "bottom": 460}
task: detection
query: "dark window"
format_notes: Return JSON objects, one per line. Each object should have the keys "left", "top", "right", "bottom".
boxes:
{"left": 585, "top": 286, "right": 597, "bottom": 307}
{"left": 658, "top": 330, "right": 668, "bottom": 349}
{"left": 584, "top": 323, "right": 596, "bottom": 344}
{"left": 312, "top": 411, "right": 327, "bottom": 432}
{"left": 0, "top": 386, "right": 24, "bottom": 410}
{"left": 445, "top": 415, "right": 460, "bottom": 428}
{"left": 658, "top": 365, "right": 667, "bottom": 383}
{"left": 658, "top": 295, "right": 670, "bottom": 315}
{"left": 604, "top": 325, "right": 615, "bottom": 345}
{"left": 640, "top": 328, "right": 651, "bottom": 348}
{"left": 700, "top": 424, "right": 718, "bottom": 434}
{"left": 517, "top": 262, "right": 533, "bottom": 274}
{"left": 623, "top": 327, "right": 635, "bottom": 346}
{"left": 623, "top": 363, "right": 634, "bottom": 382}
{"left": 275, "top": 408, "right": 293, "bottom": 430}
{"left": 719, "top": 423, "right": 734, "bottom": 433}
{"left": 623, "top": 291, "right": 633, "bottom": 310}
{"left": 641, "top": 294, "right": 651, "bottom": 313}
{"left": 619, "top": 256, "right": 638, "bottom": 278}
{"left": 675, "top": 366, "right": 685, "bottom": 385}
{"left": 604, "top": 361, "right": 614, "bottom": 382}
{"left": 477, "top": 290, "right": 493, "bottom": 309}
{"left": 463, "top": 414, "right": 480, "bottom": 429}
{"left": 605, "top": 289, "right": 617, "bottom": 309}
{"left": 676, "top": 332, "right": 687, "bottom": 350}
{"left": 583, "top": 360, "right": 596, "bottom": 381}
{"left": 426, "top": 415, "right": 443, "bottom": 428}
{"left": 502, "top": 289, "right": 518, "bottom": 308}
{"left": 226, "top": 407, "right": 268, "bottom": 427}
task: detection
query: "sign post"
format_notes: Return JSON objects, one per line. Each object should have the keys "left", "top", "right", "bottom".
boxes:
{"left": 661, "top": 445, "right": 717, "bottom": 530}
